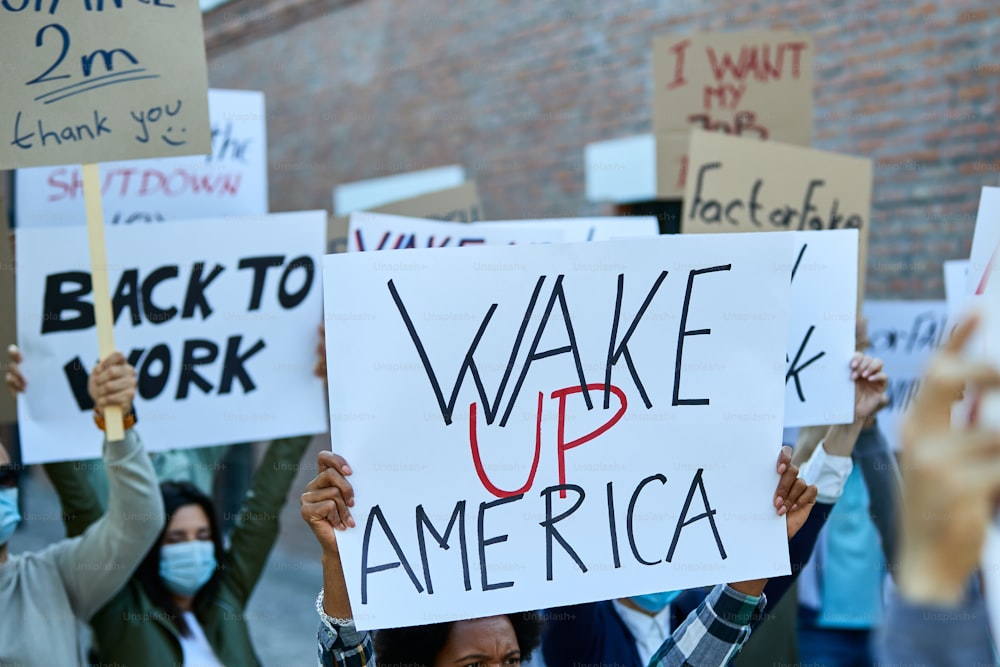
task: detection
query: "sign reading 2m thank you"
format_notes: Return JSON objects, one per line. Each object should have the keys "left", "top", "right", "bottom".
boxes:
{"left": 0, "top": 0, "right": 210, "bottom": 169}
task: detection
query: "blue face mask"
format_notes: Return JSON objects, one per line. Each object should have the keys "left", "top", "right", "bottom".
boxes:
{"left": 159, "top": 540, "right": 217, "bottom": 597}
{"left": 630, "top": 590, "right": 682, "bottom": 613}
{"left": 0, "top": 487, "right": 21, "bottom": 547}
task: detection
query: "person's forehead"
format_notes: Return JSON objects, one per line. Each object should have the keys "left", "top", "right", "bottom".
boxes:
{"left": 447, "top": 616, "right": 518, "bottom": 647}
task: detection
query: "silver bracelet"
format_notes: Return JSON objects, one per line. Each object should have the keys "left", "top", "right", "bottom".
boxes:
{"left": 316, "top": 588, "right": 354, "bottom": 626}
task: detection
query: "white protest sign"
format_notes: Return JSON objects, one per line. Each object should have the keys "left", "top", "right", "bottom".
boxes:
{"left": 968, "top": 187, "right": 1000, "bottom": 296}
{"left": 944, "top": 259, "right": 970, "bottom": 318}
{"left": 863, "top": 300, "right": 948, "bottom": 450}
{"left": 323, "top": 232, "right": 795, "bottom": 629}
{"left": 348, "top": 212, "right": 567, "bottom": 251}
{"left": 349, "top": 214, "right": 660, "bottom": 252}
{"left": 16, "top": 212, "right": 328, "bottom": 464}
{"left": 784, "top": 230, "right": 858, "bottom": 427}
{"left": 14, "top": 90, "right": 267, "bottom": 228}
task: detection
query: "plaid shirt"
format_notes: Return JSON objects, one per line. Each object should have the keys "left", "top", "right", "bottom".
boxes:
{"left": 648, "top": 584, "right": 765, "bottom": 667}
{"left": 317, "top": 617, "right": 374, "bottom": 667}
{"left": 316, "top": 583, "right": 763, "bottom": 667}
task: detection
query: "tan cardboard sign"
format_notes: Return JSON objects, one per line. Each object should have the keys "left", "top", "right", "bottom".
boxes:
{"left": 327, "top": 181, "right": 483, "bottom": 253}
{"left": 653, "top": 31, "right": 813, "bottom": 198}
{"left": 681, "top": 130, "right": 872, "bottom": 298}
{"left": 0, "top": 199, "right": 15, "bottom": 424}
{"left": 0, "top": 1, "right": 210, "bottom": 169}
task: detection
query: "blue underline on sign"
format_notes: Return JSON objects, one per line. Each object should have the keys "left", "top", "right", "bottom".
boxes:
{"left": 42, "top": 74, "right": 161, "bottom": 105}
{"left": 34, "top": 69, "right": 149, "bottom": 102}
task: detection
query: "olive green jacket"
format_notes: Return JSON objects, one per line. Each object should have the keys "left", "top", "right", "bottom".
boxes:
{"left": 46, "top": 435, "right": 311, "bottom": 667}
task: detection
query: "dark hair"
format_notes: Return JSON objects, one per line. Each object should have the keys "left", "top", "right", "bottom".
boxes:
{"left": 135, "top": 481, "right": 224, "bottom": 637}
{"left": 373, "top": 612, "right": 543, "bottom": 666}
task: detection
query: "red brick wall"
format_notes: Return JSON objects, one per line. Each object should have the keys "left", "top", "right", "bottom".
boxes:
{"left": 204, "top": 1, "right": 997, "bottom": 297}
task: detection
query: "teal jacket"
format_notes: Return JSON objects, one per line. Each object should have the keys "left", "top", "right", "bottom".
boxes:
{"left": 46, "top": 436, "right": 311, "bottom": 667}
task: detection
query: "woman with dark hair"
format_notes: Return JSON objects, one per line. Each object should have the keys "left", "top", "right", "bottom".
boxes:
{"left": 301, "top": 448, "right": 818, "bottom": 667}
{"left": 46, "top": 434, "right": 311, "bottom": 666}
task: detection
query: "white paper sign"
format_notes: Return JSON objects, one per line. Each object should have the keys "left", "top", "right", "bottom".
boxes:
{"left": 864, "top": 301, "right": 949, "bottom": 450}
{"left": 783, "top": 230, "right": 859, "bottom": 427}
{"left": 14, "top": 90, "right": 267, "bottom": 228}
{"left": 968, "top": 187, "right": 1000, "bottom": 296}
{"left": 323, "top": 232, "right": 795, "bottom": 629}
{"left": 348, "top": 212, "right": 567, "bottom": 251}
{"left": 944, "top": 259, "right": 970, "bottom": 318}
{"left": 16, "top": 212, "right": 327, "bottom": 464}
{"left": 474, "top": 216, "right": 661, "bottom": 242}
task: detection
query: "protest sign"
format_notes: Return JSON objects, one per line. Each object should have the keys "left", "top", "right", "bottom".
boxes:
{"left": 348, "top": 212, "right": 566, "bottom": 251}
{"left": 14, "top": 90, "right": 267, "bottom": 228}
{"left": 15, "top": 212, "right": 328, "bottom": 464}
{"left": 682, "top": 131, "right": 872, "bottom": 300}
{"left": 349, "top": 214, "right": 660, "bottom": 253}
{"left": 968, "top": 187, "right": 1000, "bottom": 296}
{"left": 0, "top": 1, "right": 210, "bottom": 169}
{"left": 653, "top": 32, "right": 813, "bottom": 198}
{"left": 864, "top": 300, "right": 949, "bottom": 450}
{"left": 944, "top": 259, "right": 970, "bottom": 318}
{"left": 329, "top": 182, "right": 484, "bottom": 254}
{"left": 0, "top": 201, "right": 14, "bottom": 424}
{"left": 782, "top": 230, "right": 858, "bottom": 427}
{"left": 323, "top": 232, "right": 795, "bottom": 629}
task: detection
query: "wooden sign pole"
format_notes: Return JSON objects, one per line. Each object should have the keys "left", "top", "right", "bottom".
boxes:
{"left": 82, "top": 163, "right": 124, "bottom": 441}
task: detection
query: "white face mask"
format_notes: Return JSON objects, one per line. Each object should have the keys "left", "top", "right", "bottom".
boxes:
{"left": 159, "top": 540, "right": 217, "bottom": 597}
{"left": 0, "top": 487, "right": 21, "bottom": 547}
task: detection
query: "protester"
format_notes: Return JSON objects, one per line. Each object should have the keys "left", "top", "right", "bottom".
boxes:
{"left": 875, "top": 312, "right": 1000, "bottom": 665}
{"left": 793, "top": 324, "right": 900, "bottom": 667}
{"left": 7, "top": 346, "right": 317, "bottom": 666}
{"left": 0, "top": 353, "right": 164, "bottom": 666}
{"left": 537, "top": 352, "right": 886, "bottom": 667}
{"left": 301, "top": 443, "right": 817, "bottom": 666}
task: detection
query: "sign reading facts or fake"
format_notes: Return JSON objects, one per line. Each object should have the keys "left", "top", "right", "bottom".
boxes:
{"left": 652, "top": 31, "right": 813, "bottom": 198}
{"left": 16, "top": 212, "right": 328, "bottom": 464}
{"left": 682, "top": 131, "right": 872, "bottom": 300}
{"left": 0, "top": 0, "right": 210, "bottom": 169}
{"left": 14, "top": 89, "right": 267, "bottom": 227}
{"left": 864, "top": 300, "right": 950, "bottom": 450}
{"left": 323, "top": 232, "right": 795, "bottom": 629}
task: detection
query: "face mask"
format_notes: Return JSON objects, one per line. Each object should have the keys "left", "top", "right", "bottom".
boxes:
{"left": 630, "top": 590, "right": 682, "bottom": 613}
{"left": 159, "top": 540, "right": 217, "bottom": 597}
{"left": 0, "top": 487, "right": 21, "bottom": 547}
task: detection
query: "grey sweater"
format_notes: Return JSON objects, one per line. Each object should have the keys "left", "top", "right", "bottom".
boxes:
{"left": 0, "top": 430, "right": 164, "bottom": 667}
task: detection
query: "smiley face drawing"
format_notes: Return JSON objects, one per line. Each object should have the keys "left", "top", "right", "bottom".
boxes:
{"left": 161, "top": 126, "right": 187, "bottom": 146}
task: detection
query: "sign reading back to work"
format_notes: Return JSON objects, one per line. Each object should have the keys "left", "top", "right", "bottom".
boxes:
{"left": 16, "top": 212, "right": 329, "bottom": 464}
{"left": 653, "top": 31, "right": 813, "bottom": 198}
{"left": 323, "top": 232, "right": 796, "bottom": 629}
{"left": 0, "top": 1, "right": 210, "bottom": 169}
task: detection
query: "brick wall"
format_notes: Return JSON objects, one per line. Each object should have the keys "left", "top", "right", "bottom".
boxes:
{"left": 167, "top": 2, "right": 1000, "bottom": 297}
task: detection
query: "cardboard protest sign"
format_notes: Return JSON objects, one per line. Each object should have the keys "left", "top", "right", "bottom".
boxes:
{"left": 0, "top": 201, "right": 15, "bottom": 424}
{"left": 329, "top": 182, "right": 484, "bottom": 254}
{"left": 15, "top": 212, "right": 328, "bottom": 464}
{"left": 348, "top": 212, "right": 566, "bottom": 251}
{"left": 968, "top": 187, "right": 1000, "bottom": 297}
{"left": 653, "top": 32, "right": 813, "bottom": 198}
{"left": 323, "top": 232, "right": 795, "bottom": 629}
{"left": 682, "top": 131, "right": 872, "bottom": 300}
{"left": 0, "top": 1, "right": 210, "bottom": 169}
{"left": 14, "top": 90, "right": 267, "bottom": 228}
{"left": 783, "top": 230, "right": 858, "bottom": 427}
{"left": 864, "top": 301, "right": 949, "bottom": 450}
